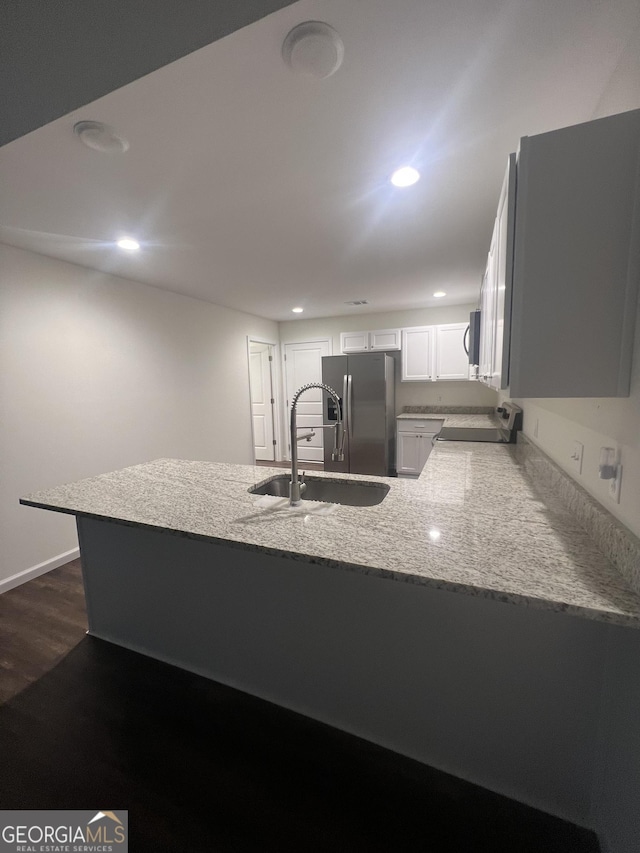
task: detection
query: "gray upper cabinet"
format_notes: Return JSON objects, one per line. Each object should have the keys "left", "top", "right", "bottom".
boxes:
{"left": 483, "top": 108, "right": 640, "bottom": 398}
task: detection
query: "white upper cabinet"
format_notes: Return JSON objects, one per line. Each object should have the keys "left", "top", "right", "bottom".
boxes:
{"left": 401, "top": 327, "right": 433, "bottom": 381}
{"left": 340, "top": 329, "right": 401, "bottom": 353}
{"left": 435, "top": 323, "right": 470, "bottom": 380}
{"left": 493, "top": 153, "right": 515, "bottom": 389}
{"left": 340, "top": 331, "right": 370, "bottom": 353}
{"left": 369, "top": 328, "right": 401, "bottom": 351}
{"left": 402, "top": 324, "right": 471, "bottom": 382}
{"left": 479, "top": 154, "right": 515, "bottom": 391}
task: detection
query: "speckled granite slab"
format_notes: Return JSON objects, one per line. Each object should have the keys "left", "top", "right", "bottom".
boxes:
{"left": 20, "top": 447, "right": 640, "bottom": 627}
{"left": 397, "top": 412, "right": 500, "bottom": 429}
{"left": 515, "top": 434, "right": 640, "bottom": 599}
{"left": 402, "top": 406, "right": 495, "bottom": 414}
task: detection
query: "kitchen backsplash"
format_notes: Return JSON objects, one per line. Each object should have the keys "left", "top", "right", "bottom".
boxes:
{"left": 516, "top": 434, "right": 640, "bottom": 598}
{"left": 403, "top": 405, "right": 495, "bottom": 414}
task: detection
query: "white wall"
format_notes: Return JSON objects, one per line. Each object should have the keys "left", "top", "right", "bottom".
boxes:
{"left": 279, "top": 305, "right": 498, "bottom": 413}
{"left": 0, "top": 243, "right": 278, "bottom": 586}
{"left": 503, "top": 69, "right": 640, "bottom": 541}
{"left": 502, "top": 297, "right": 640, "bottom": 539}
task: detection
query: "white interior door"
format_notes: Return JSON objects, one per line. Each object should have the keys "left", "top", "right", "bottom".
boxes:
{"left": 283, "top": 339, "right": 331, "bottom": 462}
{"left": 249, "top": 342, "right": 275, "bottom": 461}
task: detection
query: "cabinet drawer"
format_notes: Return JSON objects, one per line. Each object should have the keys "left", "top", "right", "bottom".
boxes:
{"left": 396, "top": 419, "right": 443, "bottom": 434}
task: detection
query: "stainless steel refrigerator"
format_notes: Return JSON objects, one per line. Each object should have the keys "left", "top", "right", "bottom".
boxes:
{"left": 321, "top": 353, "right": 395, "bottom": 476}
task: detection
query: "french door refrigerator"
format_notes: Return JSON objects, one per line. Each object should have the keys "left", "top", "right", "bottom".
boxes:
{"left": 321, "top": 353, "right": 395, "bottom": 476}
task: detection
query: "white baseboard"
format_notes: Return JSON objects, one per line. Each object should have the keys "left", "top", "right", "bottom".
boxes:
{"left": 0, "top": 548, "right": 80, "bottom": 595}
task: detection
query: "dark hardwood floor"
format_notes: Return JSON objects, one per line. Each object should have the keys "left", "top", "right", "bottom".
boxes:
{"left": 0, "top": 561, "right": 600, "bottom": 852}
{"left": 0, "top": 559, "right": 87, "bottom": 703}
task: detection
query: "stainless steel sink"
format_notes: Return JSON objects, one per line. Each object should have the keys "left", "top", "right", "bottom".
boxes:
{"left": 249, "top": 475, "right": 389, "bottom": 507}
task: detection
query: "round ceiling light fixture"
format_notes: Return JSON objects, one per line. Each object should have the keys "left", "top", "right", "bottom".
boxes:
{"left": 292, "top": 306, "right": 304, "bottom": 313}
{"left": 73, "top": 121, "right": 129, "bottom": 154}
{"left": 282, "top": 21, "right": 344, "bottom": 79}
{"left": 433, "top": 291, "right": 446, "bottom": 298}
{"left": 116, "top": 237, "right": 140, "bottom": 251}
{"left": 390, "top": 166, "right": 420, "bottom": 188}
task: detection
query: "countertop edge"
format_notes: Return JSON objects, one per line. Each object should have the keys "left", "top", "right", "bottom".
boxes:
{"left": 22, "top": 494, "right": 640, "bottom": 629}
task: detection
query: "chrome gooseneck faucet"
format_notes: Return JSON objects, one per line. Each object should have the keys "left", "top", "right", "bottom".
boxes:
{"left": 289, "top": 383, "right": 344, "bottom": 506}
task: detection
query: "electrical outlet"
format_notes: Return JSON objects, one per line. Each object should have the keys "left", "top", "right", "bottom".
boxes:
{"left": 569, "top": 441, "right": 583, "bottom": 474}
{"left": 609, "top": 466, "right": 622, "bottom": 503}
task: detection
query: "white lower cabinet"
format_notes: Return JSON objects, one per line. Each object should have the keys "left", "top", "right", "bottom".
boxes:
{"left": 396, "top": 418, "right": 443, "bottom": 476}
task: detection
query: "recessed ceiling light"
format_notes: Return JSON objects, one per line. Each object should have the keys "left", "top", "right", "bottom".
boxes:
{"left": 74, "top": 121, "right": 129, "bottom": 154}
{"left": 116, "top": 238, "right": 140, "bottom": 251}
{"left": 282, "top": 21, "right": 344, "bottom": 79}
{"left": 292, "top": 307, "right": 304, "bottom": 313}
{"left": 390, "top": 166, "right": 420, "bottom": 188}
{"left": 433, "top": 291, "right": 446, "bottom": 298}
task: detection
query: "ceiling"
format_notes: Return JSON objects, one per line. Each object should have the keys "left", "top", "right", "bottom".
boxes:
{"left": 0, "top": 0, "right": 296, "bottom": 147}
{"left": 1, "top": 0, "right": 639, "bottom": 321}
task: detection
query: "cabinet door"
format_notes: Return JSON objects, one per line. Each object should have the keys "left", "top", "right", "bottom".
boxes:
{"left": 401, "top": 327, "right": 433, "bottom": 381}
{"left": 340, "top": 331, "right": 369, "bottom": 353}
{"left": 435, "top": 324, "right": 470, "bottom": 380}
{"left": 492, "top": 153, "right": 516, "bottom": 390}
{"left": 479, "top": 222, "right": 498, "bottom": 387}
{"left": 509, "top": 112, "right": 640, "bottom": 397}
{"left": 370, "top": 328, "right": 401, "bottom": 351}
{"left": 396, "top": 431, "right": 423, "bottom": 475}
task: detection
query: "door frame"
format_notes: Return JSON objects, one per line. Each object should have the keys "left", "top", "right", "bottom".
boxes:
{"left": 246, "top": 337, "right": 282, "bottom": 463}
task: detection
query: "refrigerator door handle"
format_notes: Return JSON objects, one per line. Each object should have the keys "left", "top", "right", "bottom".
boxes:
{"left": 342, "top": 374, "right": 349, "bottom": 434}
{"left": 347, "top": 373, "right": 353, "bottom": 436}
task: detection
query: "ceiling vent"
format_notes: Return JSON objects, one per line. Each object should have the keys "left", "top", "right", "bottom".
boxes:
{"left": 344, "top": 300, "right": 369, "bottom": 306}
{"left": 282, "top": 22, "right": 344, "bottom": 79}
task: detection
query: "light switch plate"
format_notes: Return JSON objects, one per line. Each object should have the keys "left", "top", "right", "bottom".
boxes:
{"left": 570, "top": 440, "right": 583, "bottom": 474}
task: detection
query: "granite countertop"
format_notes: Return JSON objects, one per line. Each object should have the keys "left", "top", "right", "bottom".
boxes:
{"left": 20, "top": 444, "right": 640, "bottom": 628}
{"left": 396, "top": 412, "right": 500, "bottom": 429}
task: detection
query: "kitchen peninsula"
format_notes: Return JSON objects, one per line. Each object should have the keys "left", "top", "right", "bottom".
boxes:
{"left": 20, "top": 439, "right": 640, "bottom": 847}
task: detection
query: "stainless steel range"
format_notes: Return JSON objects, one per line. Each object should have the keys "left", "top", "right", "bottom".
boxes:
{"left": 436, "top": 402, "right": 523, "bottom": 444}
